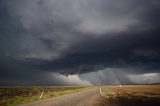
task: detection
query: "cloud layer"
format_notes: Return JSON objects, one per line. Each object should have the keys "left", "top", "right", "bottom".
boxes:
{"left": 0, "top": 0, "right": 160, "bottom": 85}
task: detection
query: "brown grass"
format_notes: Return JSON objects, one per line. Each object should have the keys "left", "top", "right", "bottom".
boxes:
{"left": 101, "top": 85, "right": 160, "bottom": 106}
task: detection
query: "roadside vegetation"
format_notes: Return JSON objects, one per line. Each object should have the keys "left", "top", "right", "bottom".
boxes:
{"left": 101, "top": 85, "right": 160, "bottom": 106}
{"left": 0, "top": 86, "right": 90, "bottom": 106}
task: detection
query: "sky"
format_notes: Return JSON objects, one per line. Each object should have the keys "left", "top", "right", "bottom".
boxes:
{"left": 0, "top": 0, "right": 160, "bottom": 85}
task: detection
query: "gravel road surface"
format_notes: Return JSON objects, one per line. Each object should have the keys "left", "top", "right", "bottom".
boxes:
{"left": 17, "top": 88, "right": 107, "bottom": 106}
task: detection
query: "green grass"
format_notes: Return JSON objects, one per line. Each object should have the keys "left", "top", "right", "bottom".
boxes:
{"left": 101, "top": 88, "right": 115, "bottom": 98}
{"left": 0, "top": 86, "right": 90, "bottom": 106}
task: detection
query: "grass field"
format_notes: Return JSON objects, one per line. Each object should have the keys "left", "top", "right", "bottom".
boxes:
{"left": 0, "top": 86, "right": 89, "bottom": 106}
{"left": 101, "top": 85, "right": 160, "bottom": 106}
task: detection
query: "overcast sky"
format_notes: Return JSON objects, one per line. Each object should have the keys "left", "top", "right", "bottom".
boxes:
{"left": 0, "top": 0, "right": 160, "bottom": 85}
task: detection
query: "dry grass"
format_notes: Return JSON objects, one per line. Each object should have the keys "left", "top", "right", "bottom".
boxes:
{"left": 0, "top": 86, "right": 89, "bottom": 106}
{"left": 101, "top": 85, "right": 160, "bottom": 106}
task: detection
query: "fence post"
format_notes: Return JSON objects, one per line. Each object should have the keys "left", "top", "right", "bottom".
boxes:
{"left": 100, "top": 87, "right": 102, "bottom": 94}
{"left": 39, "top": 91, "right": 44, "bottom": 100}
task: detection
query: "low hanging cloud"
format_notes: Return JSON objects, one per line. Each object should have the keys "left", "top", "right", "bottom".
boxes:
{"left": 0, "top": 0, "right": 160, "bottom": 85}
{"left": 79, "top": 68, "right": 160, "bottom": 85}
{"left": 128, "top": 73, "right": 160, "bottom": 84}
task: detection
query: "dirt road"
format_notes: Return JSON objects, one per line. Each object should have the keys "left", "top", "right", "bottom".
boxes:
{"left": 17, "top": 88, "right": 107, "bottom": 106}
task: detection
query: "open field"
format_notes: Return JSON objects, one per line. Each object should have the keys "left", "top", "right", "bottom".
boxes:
{"left": 101, "top": 85, "right": 160, "bottom": 106}
{"left": 0, "top": 86, "right": 89, "bottom": 106}
{"left": 1, "top": 85, "right": 160, "bottom": 106}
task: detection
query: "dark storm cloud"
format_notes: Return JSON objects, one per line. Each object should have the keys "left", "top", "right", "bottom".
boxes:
{"left": 79, "top": 68, "right": 160, "bottom": 85}
{"left": 79, "top": 68, "right": 133, "bottom": 85}
{"left": 0, "top": 0, "right": 160, "bottom": 85}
